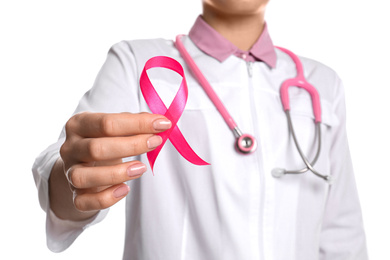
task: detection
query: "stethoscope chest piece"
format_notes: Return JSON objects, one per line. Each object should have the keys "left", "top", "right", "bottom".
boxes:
{"left": 236, "top": 133, "right": 257, "bottom": 154}
{"left": 232, "top": 127, "right": 257, "bottom": 154}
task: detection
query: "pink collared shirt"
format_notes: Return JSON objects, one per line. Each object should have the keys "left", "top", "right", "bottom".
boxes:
{"left": 189, "top": 16, "right": 277, "bottom": 67}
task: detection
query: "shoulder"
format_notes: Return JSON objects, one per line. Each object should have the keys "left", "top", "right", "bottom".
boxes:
{"left": 109, "top": 38, "right": 176, "bottom": 58}
{"left": 108, "top": 38, "right": 178, "bottom": 71}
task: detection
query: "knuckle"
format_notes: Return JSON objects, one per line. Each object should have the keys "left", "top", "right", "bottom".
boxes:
{"left": 87, "top": 139, "right": 105, "bottom": 161}
{"left": 131, "top": 139, "right": 141, "bottom": 153}
{"left": 73, "top": 195, "right": 86, "bottom": 212}
{"left": 60, "top": 142, "right": 74, "bottom": 167}
{"left": 127, "top": 137, "right": 146, "bottom": 156}
{"left": 59, "top": 143, "right": 69, "bottom": 159}
{"left": 99, "top": 115, "right": 116, "bottom": 136}
{"left": 69, "top": 168, "right": 85, "bottom": 188}
{"left": 108, "top": 169, "right": 118, "bottom": 185}
{"left": 65, "top": 115, "right": 78, "bottom": 134}
{"left": 138, "top": 115, "right": 152, "bottom": 132}
{"left": 96, "top": 194, "right": 111, "bottom": 209}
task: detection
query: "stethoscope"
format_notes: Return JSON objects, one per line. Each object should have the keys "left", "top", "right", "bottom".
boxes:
{"left": 175, "top": 35, "right": 333, "bottom": 184}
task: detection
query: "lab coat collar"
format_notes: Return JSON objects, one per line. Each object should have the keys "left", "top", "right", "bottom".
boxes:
{"left": 189, "top": 16, "right": 277, "bottom": 68}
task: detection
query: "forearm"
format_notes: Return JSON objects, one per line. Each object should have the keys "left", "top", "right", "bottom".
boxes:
{"left": 49, "top": 158, "right": 98, "bottom": 221}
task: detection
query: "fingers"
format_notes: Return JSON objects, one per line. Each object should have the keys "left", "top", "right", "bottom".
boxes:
{"left": 67, "top": 134, "right": 162, "bottom": 162}
{"left": 59, "top": 112, "right": 166, "bottom": 212}
{"left": 68, "top": 161, "right": 146, "bottom": 189}
{"left": 68, "top": 160, "right": 147, "bottom": 212}
{"left": 66, "top": 112, "right": 171, "bottom": 138}
{"left": 73, "top": 183, "right": 130, "bottom": 211}
{"left": 61, "top": 112, "right": 170, "bottom": 166}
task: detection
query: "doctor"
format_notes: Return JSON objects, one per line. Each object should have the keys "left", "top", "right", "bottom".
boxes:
{"left": 33, "top": 0, "right": 368, "bottom": 259}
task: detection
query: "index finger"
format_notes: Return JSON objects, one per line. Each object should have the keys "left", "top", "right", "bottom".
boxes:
{"left": 67, "top": 112, "right": 171, "bottom": 138}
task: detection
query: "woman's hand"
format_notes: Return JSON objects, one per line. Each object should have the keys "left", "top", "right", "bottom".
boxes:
{"left": 49, "top": 112, "right": 171, "bottom": 220}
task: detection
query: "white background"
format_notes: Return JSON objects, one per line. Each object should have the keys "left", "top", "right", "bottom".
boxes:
{"left": 0, "top": 0, "right": 388, "bottom": 259}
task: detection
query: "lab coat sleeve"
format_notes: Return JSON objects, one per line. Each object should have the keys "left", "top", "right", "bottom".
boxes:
{"left": 32, "top": 41, "right": 140, "bottom": 252}
{"left": 319, "top": 78, "right": 368, "bottom": 259}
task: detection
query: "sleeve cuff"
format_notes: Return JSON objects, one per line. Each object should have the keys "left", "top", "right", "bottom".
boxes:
{"left": 46, "top": 208, "right": 109, "bottom": 252}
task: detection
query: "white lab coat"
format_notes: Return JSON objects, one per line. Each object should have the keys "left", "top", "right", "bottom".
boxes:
{"left": 32, "top": 36, "right": 368, "bottom": 259}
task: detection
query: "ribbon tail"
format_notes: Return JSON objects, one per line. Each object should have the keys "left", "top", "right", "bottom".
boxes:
{"left": 146, "top": 130, "right": 171, "bottom": 174}
{"left": 169, "top": 125, "right": 209, "bottom": 166}
{"left": 146, "top": 151, "right": 157, "bottom": 174}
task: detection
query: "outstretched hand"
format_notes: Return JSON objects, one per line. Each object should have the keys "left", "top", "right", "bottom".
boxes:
{"left": 49, "top": 112, "right": 171, "bottom": 219}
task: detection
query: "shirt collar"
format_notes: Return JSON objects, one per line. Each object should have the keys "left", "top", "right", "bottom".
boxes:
{"left": 188, "top": 16, "right": 277, "bottom": 68}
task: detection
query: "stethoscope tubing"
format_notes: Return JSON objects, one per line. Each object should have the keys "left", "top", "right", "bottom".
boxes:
{"left": 175, "top": 35, "right": 257, "bottom": 154}
{"left": 286, "top": 111, "right": 332, "bottom": 183}
{"left": 285, "top": 111, "right": 321, "bottom": 175}
{"left": 275, "top": 46, "right": 322, "bottom": 123}
{"left": 175, "top": 35, "right": 237, "bottom": 130}
{"left": 175, "top": 35, "right": 332, "bottom": 183}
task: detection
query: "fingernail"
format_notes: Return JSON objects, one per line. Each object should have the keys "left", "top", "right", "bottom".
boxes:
{"left": 147, "top": 135, "right": 163, "bottom": 149}
{"left": 113, "top": 185, "right": 130, "bottom": 198}
{"left": 153, "top": 118, "right": 172, "bottom": 131}
{"left": 127, "top": 163, "right": 146, "bottom": 177}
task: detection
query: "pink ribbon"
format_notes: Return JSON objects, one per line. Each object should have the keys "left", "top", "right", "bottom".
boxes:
{"left": 140, "top": 56, "right": 209, "bottom": 172}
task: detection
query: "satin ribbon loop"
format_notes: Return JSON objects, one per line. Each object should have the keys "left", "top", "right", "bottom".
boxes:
{"left": 140, "top": 56, "right": 209, "bottom": 172}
